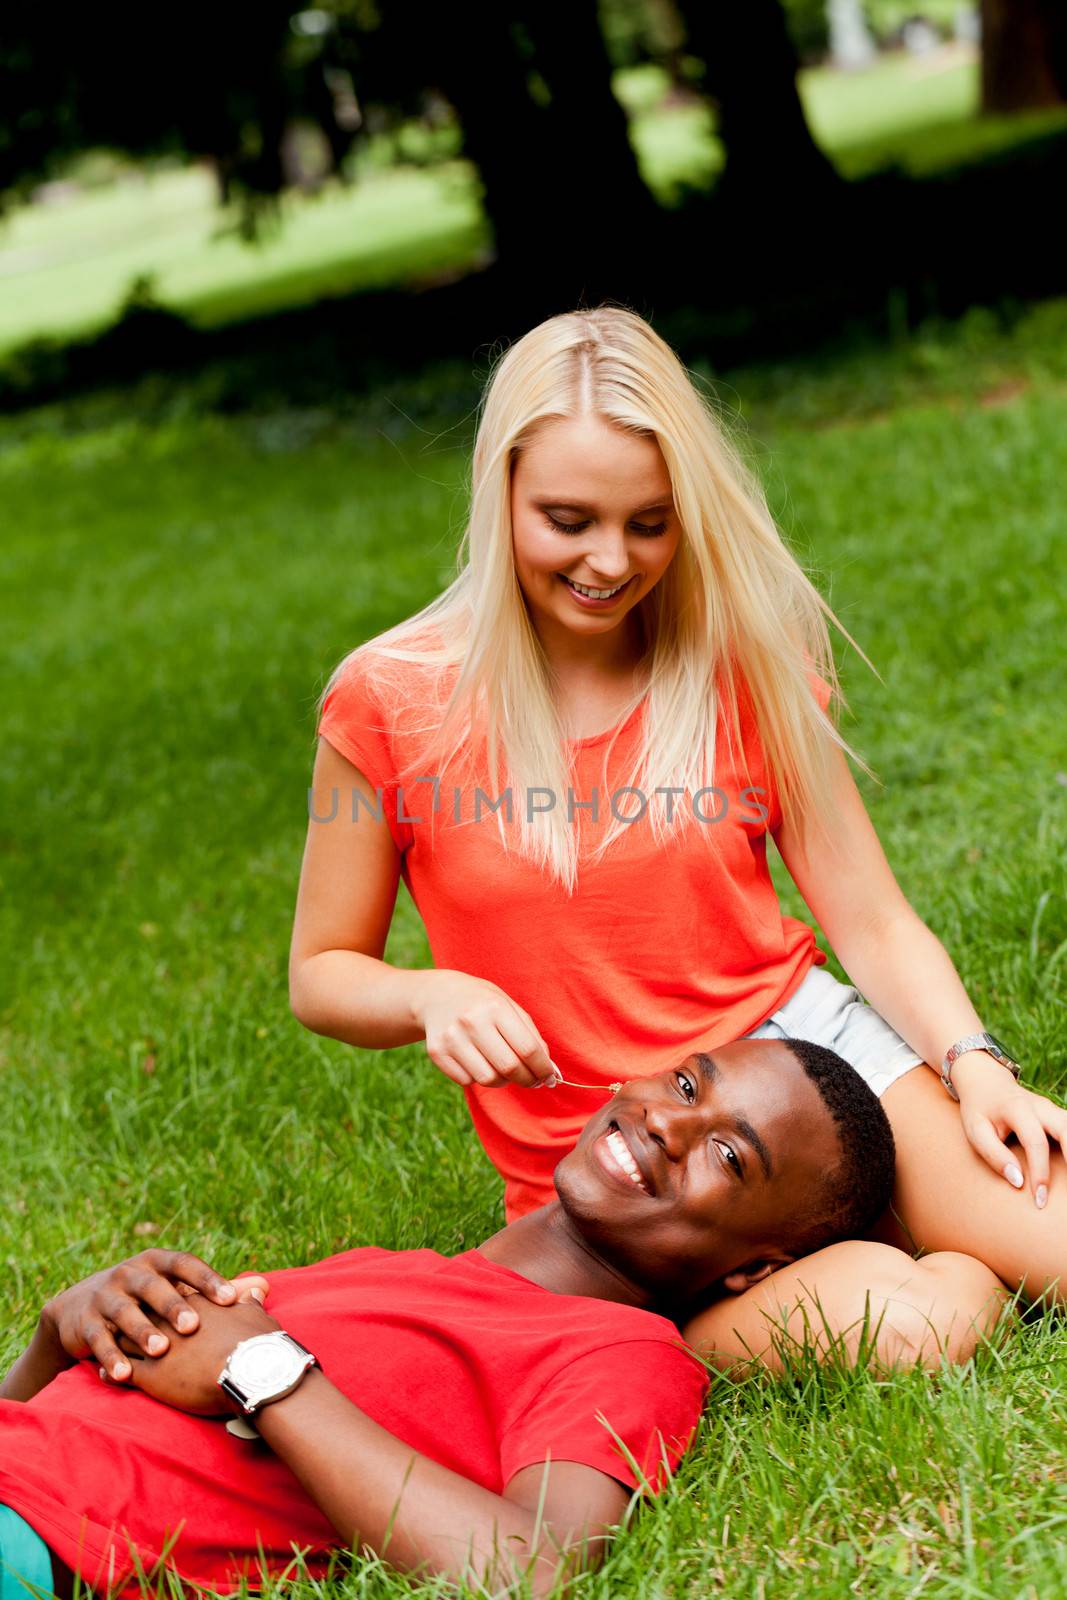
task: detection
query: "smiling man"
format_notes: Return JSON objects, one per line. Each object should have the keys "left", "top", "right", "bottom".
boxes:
{"left": 0, "top": 1039, "right": 923, "bottom": 1598}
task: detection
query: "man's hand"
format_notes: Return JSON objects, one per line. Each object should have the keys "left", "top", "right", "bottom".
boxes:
{"left": 42, "top": 1249, "right": 242, "bottom": 1382}
{"left": 120, "top": 1293, "right": 281, "bottom": 1415}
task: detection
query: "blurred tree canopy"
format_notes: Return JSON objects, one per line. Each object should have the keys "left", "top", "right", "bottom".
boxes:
{"left": 2, "top": 0, "right": 1066, "bottom": 389}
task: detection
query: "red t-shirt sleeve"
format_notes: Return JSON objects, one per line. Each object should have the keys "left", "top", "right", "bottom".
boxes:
{"left": 808, "top": 668, "right": 833, "bottom": 714}
{"left": 316, "top": 654, "right": 412, "bottom": 854}
{"left": 499, "top": 1339, "right": 707, "bottom": 1495}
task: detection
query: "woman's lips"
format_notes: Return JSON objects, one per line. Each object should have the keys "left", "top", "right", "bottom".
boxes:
{"left": 558, "top": 574, "right": 634, "bottom": 608}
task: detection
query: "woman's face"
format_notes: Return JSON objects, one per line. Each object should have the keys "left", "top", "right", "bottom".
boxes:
{"left": 510, "top": 415, "right": 681, "bottom": 650}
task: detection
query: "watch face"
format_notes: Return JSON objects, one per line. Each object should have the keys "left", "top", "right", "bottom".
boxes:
{"left": 231, "top": 1336, "right": 305, "bottom": 1397}
{"left": 984, "top": 1033, "right": 1008, "bottom": 1057}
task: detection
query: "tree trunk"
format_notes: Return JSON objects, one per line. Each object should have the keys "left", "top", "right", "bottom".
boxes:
{"left": 980, "top": 0, "right": 1067, "bottom": 112}
{"left": 423, "top": 1, "right": 661, "bottom": 300}
{"left": 674, "top": 0, "right": 840, "bottom": 204}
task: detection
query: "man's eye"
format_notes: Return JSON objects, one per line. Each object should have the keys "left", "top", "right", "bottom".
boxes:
{"left": 715, "top": 1140, "right": 741, "bottom": 1177}
{"left": 675, "top": 1071, "right": 696, "bottom": 1103}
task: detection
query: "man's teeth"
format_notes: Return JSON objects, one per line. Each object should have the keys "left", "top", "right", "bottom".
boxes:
{"left": 607, "top": 1128, "right": 649, "bottom": 1191}
{"left": 566, "top": 577, "right": 627, "bottom": 599}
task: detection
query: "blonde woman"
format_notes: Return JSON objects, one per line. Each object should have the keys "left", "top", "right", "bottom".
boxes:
{"left": 290, "top": 307, "right": 1055, "bottom": 1367}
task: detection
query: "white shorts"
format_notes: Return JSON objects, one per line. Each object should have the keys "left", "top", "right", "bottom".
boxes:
{"left": 744, "top": 965, "right": 925, "bottom": 1099}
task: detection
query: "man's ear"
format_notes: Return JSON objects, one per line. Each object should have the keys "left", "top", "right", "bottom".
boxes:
{"left": 720, "top": 1251, "right": 794, "bottom": 1295}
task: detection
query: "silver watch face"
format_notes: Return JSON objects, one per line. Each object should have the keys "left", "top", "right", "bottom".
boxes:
{"left": 229, "top": 1335, "right": 306, "bottom": 1399}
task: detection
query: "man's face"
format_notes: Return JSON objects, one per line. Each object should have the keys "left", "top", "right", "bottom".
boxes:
{"left": 554, "top": 1039, "right": 842, "bottom": 1301}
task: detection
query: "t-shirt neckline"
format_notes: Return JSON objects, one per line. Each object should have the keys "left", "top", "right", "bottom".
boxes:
{"left": 564, "top": 693, "right": 648, "bottom": 751}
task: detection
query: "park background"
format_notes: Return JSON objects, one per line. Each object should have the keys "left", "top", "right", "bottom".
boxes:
{"left": 2, "top": 2, "right": 1066, "bottom": 1594}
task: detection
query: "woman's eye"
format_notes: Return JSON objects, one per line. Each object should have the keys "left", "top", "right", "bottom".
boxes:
{"left": 544, "top": 515, "right": 668, "bottom": 537}
{"left": 676, "top": 1072, "right": 696, "bottom": 1103}
{"left": 715, "top": 1140, "right": 741, "bottom": 1177}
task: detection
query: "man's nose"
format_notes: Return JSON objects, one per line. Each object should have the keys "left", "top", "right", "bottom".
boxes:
{"left": 641, "top": 1097, "right": 698, "bottom": 1162}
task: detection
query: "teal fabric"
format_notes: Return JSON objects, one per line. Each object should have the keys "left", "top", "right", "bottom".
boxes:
{"left": 0, "top": 1507, "right": 53, "bottom": 1600}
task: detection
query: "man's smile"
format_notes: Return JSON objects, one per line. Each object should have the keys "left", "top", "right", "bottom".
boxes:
{"left": 593, "top": 1118, "right": 657, "bottom": 1197}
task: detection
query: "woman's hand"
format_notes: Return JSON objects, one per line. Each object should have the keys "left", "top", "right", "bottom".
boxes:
{"left": 122, "top": 1294, "right": 281, "bottom": 1415}
{"left": 412, "top": 969, "right": 559, "bottom": 1089}
{"left": 41, "top": 1248, "right": 243, "bottom": 1382}
{"left": 954, "top": 1055, "right": 1067, "bottom": 1207}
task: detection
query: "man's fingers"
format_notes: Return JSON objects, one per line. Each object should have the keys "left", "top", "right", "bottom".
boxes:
{"left": 125, "top": 1268, "right": 202, "bottom": 1335}
{"left": 82, "top": 1317, "right": 134, "bottom": 1382}
{"left": 100, "top": 1291, "right": 172, "bottom": 1358}
{"left": 165, "top": 1250, "right": 237, "bottom": 1305}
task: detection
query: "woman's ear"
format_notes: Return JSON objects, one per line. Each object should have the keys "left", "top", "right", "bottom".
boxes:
{"left": 720, "top": 1253, "right": 793, "bottom": 1295}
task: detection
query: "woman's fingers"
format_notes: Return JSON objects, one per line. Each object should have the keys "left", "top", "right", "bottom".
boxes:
{"left": 466, "top": 1022, "right": 541, "bottom": 1088}
{"left": 429, "top": 1051, "right": 474, "bottom": 1087}
{"left": 964, "top": 1106, "right": 1056, "bottom": 1207}
{"left": 963, "top": 1112, "right": 1029, "bottom": 1190}
{"left": 1010, "top": 1111, "right": 1051, "bottom": 1208}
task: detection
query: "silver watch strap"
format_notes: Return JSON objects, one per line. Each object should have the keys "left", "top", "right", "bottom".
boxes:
{"left": 940, "top": 1032, "right": 1021, "bottom": 1103}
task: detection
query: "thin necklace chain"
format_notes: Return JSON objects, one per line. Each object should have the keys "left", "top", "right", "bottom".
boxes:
{"left": 540, "top": 1071, "right": 622, "bottom": 1094}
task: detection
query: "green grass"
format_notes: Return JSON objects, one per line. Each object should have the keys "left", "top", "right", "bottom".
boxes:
{"left": 2, "top": 299, "right": 1066, "bottom": 1595}
{"left": 5, "top": 46, "right": 1067, "bottom": 353}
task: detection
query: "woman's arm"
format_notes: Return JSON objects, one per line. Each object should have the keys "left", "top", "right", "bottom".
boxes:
{"left": 775, "top": 744, "right": 1067, "bottom": 1198}
{"left": 126, "top": 1297, "right": 629, "bottom": 1595}
{"left": 290, "top": 738, "right": 556, "bottom": 1087}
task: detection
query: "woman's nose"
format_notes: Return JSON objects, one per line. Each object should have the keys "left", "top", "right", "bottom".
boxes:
{"left": 585, "top": 530, "right": 631, "bottom": 581}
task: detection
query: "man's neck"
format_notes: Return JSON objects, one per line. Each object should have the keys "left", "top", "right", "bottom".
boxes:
{"left": 476, "top": 1203, "right": 653, "bottom": 1308}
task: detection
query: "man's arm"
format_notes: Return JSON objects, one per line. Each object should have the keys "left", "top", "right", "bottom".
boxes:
{"left": 257, "top": 1370, "right": 629, "bottom": 1593}
{"left": 125, "top": 1296, "right": 630, "bottom": 1594}
{"left": 0, "top": 1250, "right": 241, "bottom": 1402}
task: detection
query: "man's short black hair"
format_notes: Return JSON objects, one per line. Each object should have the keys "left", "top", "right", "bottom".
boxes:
{"left": 780, "top": 1037, "right": 897, "bottom": 1256}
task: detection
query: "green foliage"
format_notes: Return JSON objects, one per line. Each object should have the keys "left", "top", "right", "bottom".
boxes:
{"left": 782, "top": 0, "right": 967, "bottom": 59}
{"left": 865, "top": 0, "right": 962, "bottom": 42}
{"left": 2, "top": 298, "right": 1066, "bottom": 1594}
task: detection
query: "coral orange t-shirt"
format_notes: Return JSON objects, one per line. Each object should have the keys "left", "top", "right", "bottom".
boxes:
{"left": 317, "top": 653, "right": 832, "bottom": 1219}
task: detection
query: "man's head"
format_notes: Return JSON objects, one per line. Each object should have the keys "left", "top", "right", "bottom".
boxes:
{"left": 553, "top": 1037, "right": 896, "bottom": 1303}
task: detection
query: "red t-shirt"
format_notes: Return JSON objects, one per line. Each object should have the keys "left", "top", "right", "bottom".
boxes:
{"left": 0, "top": 1248, "right": 707, "bottom": 1594}
{"left": 317, "top": 649, "right": 833, "bottom": 1218}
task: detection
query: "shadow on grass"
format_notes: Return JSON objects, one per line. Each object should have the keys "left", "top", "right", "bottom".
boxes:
{"left": 2, "top": 130, "right": 1066, "bottom": 414}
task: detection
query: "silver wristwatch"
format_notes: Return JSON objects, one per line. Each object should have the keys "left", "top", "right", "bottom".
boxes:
{"left": 940, "top": 1032, "right": 1021, "bottom": 1103}
{"left": 218, "top": 1330, "right": 317, "bottom": 1416}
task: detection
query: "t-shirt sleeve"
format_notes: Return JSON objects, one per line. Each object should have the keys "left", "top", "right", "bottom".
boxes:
{"left": 499, "top": 1340, "right": 707, "bottom": 1496}
{"left": 808, "top": 670, "right": 833, "bottom": 714}
{"left": 316, "top": 654, "right": 412, "bottom": 854}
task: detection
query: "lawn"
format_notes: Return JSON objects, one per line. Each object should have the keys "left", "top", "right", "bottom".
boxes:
{"left": 3, "top": 46, "right": 1067, "bottom": 354}
{"left": 1, "top": 299, "right": 1066, "bottom": 1595}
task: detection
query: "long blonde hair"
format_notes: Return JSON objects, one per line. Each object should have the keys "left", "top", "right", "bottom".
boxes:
{"left": 319, "top": 306, "right": 866, "bottom": 892}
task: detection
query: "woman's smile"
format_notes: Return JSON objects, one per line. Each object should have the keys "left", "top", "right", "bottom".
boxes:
{"left": 557, "top": 573, "right": 636, "bottom": 608}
